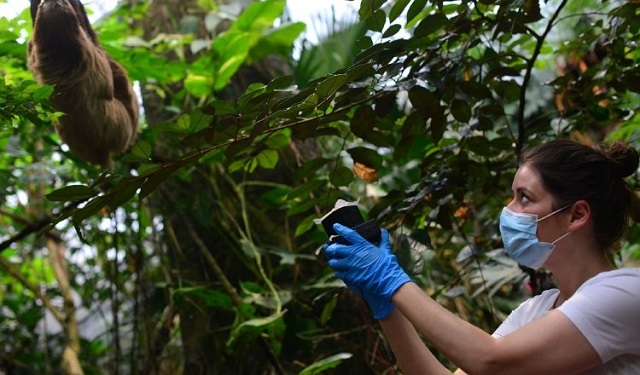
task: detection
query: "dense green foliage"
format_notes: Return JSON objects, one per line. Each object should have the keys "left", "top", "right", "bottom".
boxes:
{"left": 0, "top": 0, "right": 639, "bottom": 373}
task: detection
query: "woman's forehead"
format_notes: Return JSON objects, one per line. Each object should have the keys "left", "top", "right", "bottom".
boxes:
{"left": 512, "top": 165, "right": 545, "bottom": 193}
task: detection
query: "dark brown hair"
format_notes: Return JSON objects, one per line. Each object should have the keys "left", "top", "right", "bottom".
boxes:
{"left": 520, "top": 140, "right": 640, "bottom": 251}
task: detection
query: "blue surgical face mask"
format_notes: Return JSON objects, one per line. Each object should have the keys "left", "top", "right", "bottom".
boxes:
{"left": 499, "top": 205, "right": 571, "bottom": 269}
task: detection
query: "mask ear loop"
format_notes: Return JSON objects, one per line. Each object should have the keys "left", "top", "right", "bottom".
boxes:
{"left": 536, "top": 204, "right": 572, "bottom": 222}
{"left": 551, "top": 230, "right": 571, "bottom": 245}
{"left": 541, "top": 204, "right": 573, "bottom": 245}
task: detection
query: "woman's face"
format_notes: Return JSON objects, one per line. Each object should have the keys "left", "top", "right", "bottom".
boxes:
{"left": 507, "top": 164, "right": 553, "bottom": 214}
{"left": 507, "top": 164, "right": 569, "bottom": 242}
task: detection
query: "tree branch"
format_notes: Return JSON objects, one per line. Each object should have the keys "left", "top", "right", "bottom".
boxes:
{"left": 516, "top": 0, "right": 569, "bottom": 155}
{"left": 0, "top": 201, "right": 83, "bottom": 253}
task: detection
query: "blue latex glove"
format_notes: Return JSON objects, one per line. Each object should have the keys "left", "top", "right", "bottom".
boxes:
{"left": 323, "top": 239, "right": 395, "bottom": 319}
{"left": 325, "top": 223, "right": 412, "bottom": 318}
{"left": 343, "top": 279, "right": 395, "bottom": 320}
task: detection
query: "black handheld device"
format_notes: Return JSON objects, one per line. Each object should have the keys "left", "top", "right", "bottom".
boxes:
{"left": 317, "top": 201, "right": 381, "bottom": 245}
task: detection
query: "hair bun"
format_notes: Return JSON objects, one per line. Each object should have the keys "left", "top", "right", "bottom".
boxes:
{"left": 605, "top": 142, "right": 639, "bottom": 178}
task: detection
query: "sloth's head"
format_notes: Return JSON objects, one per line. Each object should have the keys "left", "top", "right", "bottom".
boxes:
{"left": 30, "top": 0, "right": 98, "bottom": 44}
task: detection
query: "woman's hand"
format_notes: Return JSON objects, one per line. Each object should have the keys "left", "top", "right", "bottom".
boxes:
{"left": 325, "top": 223, "right": 412, "bottom": 318}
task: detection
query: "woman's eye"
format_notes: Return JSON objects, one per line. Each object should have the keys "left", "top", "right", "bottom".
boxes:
{"left": 520, "top": 193, "right": 531, "bottom": 203}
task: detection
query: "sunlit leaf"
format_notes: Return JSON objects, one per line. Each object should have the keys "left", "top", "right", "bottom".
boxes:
{"left": 123, "top": 140, "right": 152, "bottom": 163}
{"left": 299, "top": 353, "right": 353, "bottom": 375}
{"left": 256, "top": 149, "right": 279, "bottom": 169}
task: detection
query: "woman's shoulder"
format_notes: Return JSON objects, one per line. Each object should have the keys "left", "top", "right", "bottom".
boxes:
{"left": 581, "top": 267, "right": 640, "bottom": 290}
{"left": 598, "top": 267, "right": 640, "bottom": 278}
{"left": 561, "top": 267, "right": 640, "bottom": 315}
{"left": 558, "top": 267, "right": 640, "bottom": 362}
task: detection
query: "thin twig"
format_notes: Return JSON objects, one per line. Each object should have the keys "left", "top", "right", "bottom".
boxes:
{"left": 516, "top": 0, "right": 570, "bottom": 154}
{"left": 0, "top": 201, "right": 85, "bottom": 253}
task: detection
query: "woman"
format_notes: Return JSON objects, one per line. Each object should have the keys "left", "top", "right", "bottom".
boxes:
{"left": 325, "top": 140, "right": 640, "bottom": 374}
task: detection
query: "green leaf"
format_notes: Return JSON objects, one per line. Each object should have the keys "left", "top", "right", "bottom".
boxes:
{"left": 176, "top": 287, "right": 234, "bottom": 310}
{"left": 366, "top": 9, "right": 386, "bottom": 32}
{"left": 350, "top": 106, "right": 387, "bottom": 146}
{"left": 32, "top": 84, "right": 54, "bottom": 100}
{"left": 414, "top": 13, "right": 449, "bottom": 38}
{"left": 225, "top": 137, "right": 252, "bottom": 160}
{"left": 123, "top": 140, "right": 152, "bottom": 163}
{"left": 293, "top": 158, "right": 330, "bottom": 180}
{"left": 358, "top": 0, "right": 385, "bottom": 20}
{"left": 291, "top": 117, "right": 321, "bottom": 140}
{"left": 408, "top": 86, "right": 440, "bottom": 117}
{"left": 72, "top": 196, "right": 108, "bottom": 224}
{"left": 320, "top": 295, "right": 338, "bottom": 325}
{"left": 264, "top": 130, "right": 290, "bottom": 149}
{"left": 451, "top": 99, "right": 472, "bottom": 123}
{"left": 202, "top": 100, "right": 238, "bottom": 116}
{"left": 329, "top": 166, "right": 354, "bottom": 187}
{"left": 237, "top": 83, "right": 266, "bottom": 111}
{"left": 266, "top": 75, "right": 295, "bottom": 91}
{"left": 251, "top": 22, "right": 306, "bottom": 61}
{"left": 459, "top": 81, "right": 493, "bottom": 99}
{"left": 294, "top": 214, "right": 317, "bottom": 237}
{"left": 153, "top": 121, "right": 190, "bottom": 135}
{"left": 466, "top": 136, "right": 492, "bottom": 156}
{"left": 346, "top": 146, "right": 383, "bottom": 169}
{"left": 227, "top": 312, "right": 284, "bottom": 350}
{"left": 176, "top": 114, "right": 191, "bottom": 132}
{"left": 231, "top": 0, "right": 285, "bottom": 33}
{"left": 493, "top": 80, "right": 521, "bottom": 102}
{"left": 106, "top": 181, "right": 141, "bottom": 210}
{"left": 316, "top": 74, "right": 349, "bottom": 100}
{"left": 184, "top": 73, "right": 214, "bottom": 98}
{"left": 406, "top": 0, "right": 428, "bottom": 26}
{"left": 46, "top": 185, "right": 98, "bottom": 202}
{"left": 382, "top": 24, "right": 402, "bottom": 39}
{"left": 430, "top": 109, "right": 446, "bottom": 141}
{"left": 299, "top": 353, "right": 353, "bottom": 375}
{"left": 390, "top": 0, "right": 411, "bottom": 22}
{"left": 139, "top": 164, "right": 181, "bottom": 200}
{"left": 212, "top": 30, "right": 251, "bottom": 90}
{"left": 256, "top": 149, "right": 279, "bottom": 170}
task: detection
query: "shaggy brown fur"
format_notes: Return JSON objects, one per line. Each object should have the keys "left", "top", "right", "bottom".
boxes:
{"left": 28, "top": 0, "right": 139, "bottom": 166}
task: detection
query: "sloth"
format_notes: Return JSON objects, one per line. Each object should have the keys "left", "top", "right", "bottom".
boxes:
{"left": 28, "top": 0, "right": 139, "bottom": 166}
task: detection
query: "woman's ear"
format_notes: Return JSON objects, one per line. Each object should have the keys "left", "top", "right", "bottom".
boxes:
{"left": 568, "top": 200, "right": 591, "bottom": 230}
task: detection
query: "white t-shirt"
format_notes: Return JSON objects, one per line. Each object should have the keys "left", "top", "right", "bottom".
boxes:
{"left": 492, "top": 268, "right": 640, "bottom": 374}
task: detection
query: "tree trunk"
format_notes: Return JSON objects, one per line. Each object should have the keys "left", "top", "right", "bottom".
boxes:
{"left": 134, "top": 0, "right": 298, "bottom": 372}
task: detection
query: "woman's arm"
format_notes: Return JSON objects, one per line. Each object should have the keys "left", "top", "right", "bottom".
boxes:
{"left": 393, "top": 283, "right": 601, "bottom": 375}
{"left": 325, "top": 225, "right": 602, "bottom": 374}
{"left": 378, "top": 308, "right": 452, "bottom": 375}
